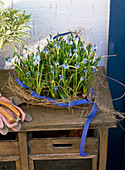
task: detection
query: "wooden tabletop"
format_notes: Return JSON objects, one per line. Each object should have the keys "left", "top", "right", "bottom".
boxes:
{"left": 0, "top": 68, "right": 117, "bottom": 131}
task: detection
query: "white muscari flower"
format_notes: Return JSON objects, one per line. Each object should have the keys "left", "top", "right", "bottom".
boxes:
{"left": 59, "top": 75, "right": 64, "bottom": 80}
{"left": 21, "top": 54, "right": 27, "bottom": 59}
{"left": 66, "top": 36, "right": 73, "bottom": 45}
{"left": 53, "top": 86, "right": 58, "bottom": 94}
{"left": 33, "top": 61, "right": 38, "bottom": 66}
{"left": 80, "top": 76, "right": 85, "bottom": 81}
{"left": 93, "top": 57, "right": 100, "bottom": 62}
{"left": 73, "top": 48, "right": 78, "bottom": 53}
{"left": 74, "top": 53, "right": 78, "bottom": 58}
{"left": 69, "top": 41, "right": 73, "bottom": 45}
{"left": 82, "top": 59, "right": 89, "bottom": 64}
{"left": 37, "top": 71, "right": 40, "bottom": 75}
{"left": 55, "top": 61, "right": 59, "bottom": 66}
{"left": 84, "top": 68, "right": 88, "bottom": 73}
{"left": 92, "top": 66, "right": 96, "bottom": 70}
{"left": 51, "top": 68, "right": 55, "bottom": 74}
{"left": 63, "top": 61, "right": 69, "bottom": 69}
{"left": 43, "top": 49, "right": 49, "bottom": 54}
{"left": 68, "top": 49, "right": 72, "bottom": 56}
{"left": 81, "top": 43, "right": 86, "bottom": 48}
{"left": 26, "top": 71, "right": 31, "bottom": 76}
{"left": 33, "top": 54, "right": 41, "bottom": 65}
{"left": 54, "top": 42, "right": 57, "bottom": 47}
{"left": 75, "top": 63, "right": 80, "bottom": 69}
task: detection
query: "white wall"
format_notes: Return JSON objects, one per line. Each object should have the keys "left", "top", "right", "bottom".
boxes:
{"left": 0, "top": 0, "right": 110, "bottom": 70}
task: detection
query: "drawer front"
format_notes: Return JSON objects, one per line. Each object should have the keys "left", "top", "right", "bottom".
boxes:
{"left": 0, "top": 141, "right": 19, "bottom": 156}
{"left": 29, "top": 137, "right": 98, "bottom": 155}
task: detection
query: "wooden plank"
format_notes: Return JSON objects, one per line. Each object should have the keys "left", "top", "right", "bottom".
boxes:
{"left": 16, "top": 159, "right": 21, "bottom": 170}
{"left": 0, "top": 141, "right": 19, "bottom": 156}
{"left": 99, "top": 128, "right": 108, "bottom": 170}
{"left": 18, "top": 132, "right": 29, "bottom": 170}
{"left": 29, "top": 153, "right": 97, "bottom": 160}
{"left": 92, "top": 155, "right": 97, "bottom": 170}
{"left": 29, "top": 137, "right": 98, "bottom": 155}
{"left": 0, "top": 156, "right": 19, "bottom": 161}
{"left": 29, "top": 158, "right": 34, "bottom": 170}
{"left": 0, "top": 68, "right": 117, "bottom": 132}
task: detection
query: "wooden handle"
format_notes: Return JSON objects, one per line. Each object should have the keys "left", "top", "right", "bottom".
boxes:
{"left": 0, "top": 100, "right": 21, "bottom": 119}
{"left": 0, "top": 107, "right": 15, "bottom": 123}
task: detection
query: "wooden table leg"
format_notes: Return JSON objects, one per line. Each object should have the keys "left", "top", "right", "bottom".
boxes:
{"left": 99, "top": 128, "right": 108, "bottom": 170}
{"left": 18, "top": 132, "right": 29, "bottom": 170}
{"left": 29, "top": 158, "right": 34, "bottom": 170}
{"left": 92, "top": 155, "right": 97, "bottom": 170}
{"left": 16, "top": 159, "right": 21, "bottom": 170}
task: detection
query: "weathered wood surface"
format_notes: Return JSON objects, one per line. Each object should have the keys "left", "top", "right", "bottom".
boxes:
{"left": 29, "top": 153, "right": 96, "bottom": 160}
{"left": 0, "top": 141, "right": 19, "bottom": 156}
{"left": 18, "top": 133, "right": 29, "bottom": 170}
{"left": 99, "top": 128, "right": 108, "bottom": 170}
{"left": 0, "top": 156, "right": 19, "bottom": 162}
{"left": 29, "top": 137, "right": 98, "bottom": 155}
{"left": 0, "top": 68, "right": 117, "bottom": 131}
{"left": 92, "top": 155, "right": 97, "bottom": 170}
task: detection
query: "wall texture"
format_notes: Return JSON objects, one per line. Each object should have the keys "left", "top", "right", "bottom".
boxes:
{"left": 0, "top": 0, "right": 110, "bottom": 70}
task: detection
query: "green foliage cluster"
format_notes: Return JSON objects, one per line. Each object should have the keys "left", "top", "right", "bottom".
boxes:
{"left": 10, "top": 32, "right": 101, "bottom": 101}
{"left": 0, "top": 2, "right": 32, "bottom": 49}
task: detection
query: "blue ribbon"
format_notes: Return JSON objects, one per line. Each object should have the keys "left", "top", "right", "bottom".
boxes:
{"left": 53, "top": 31, "right": 72, "bottom": 40}
{"left": 11, "top": 31, "right": 97, "bottom": 157}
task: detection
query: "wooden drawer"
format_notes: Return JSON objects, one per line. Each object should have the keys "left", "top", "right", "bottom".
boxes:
{"left": 0, "top": 140, "right": 19, "bottom": 156}
{"left": 29, "top": 137, "right": 98, "bottom": 155}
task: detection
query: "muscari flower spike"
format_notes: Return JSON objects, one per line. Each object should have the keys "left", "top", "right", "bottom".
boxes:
{"left": 93, "top": 57, "right": 100, "bottom": 62}
{"left": 80, "top": 76, "right": 85, "bottom": 81}
{"left": 75, "top": 63, "right": 80, "bottom": 69}
{"left": 82, "top": 59, "right": 89, "bottom": 64}
{"left": 51, "top": 68, "right": 55, "bottom": 74}
{"left": 84, "top": 68, "right": 88, "bottom": 73}
{"left": 37, "top": 71, "right": 40, "bottom": 75}
{"left": 26, "top": 71, "right": 31, "bottom": 76}
{"left": 67, "top": 49, "right": 72, "bottom": 57}
{"left": 43, "top": 49, "right": 49, "bottom": 54}
{"left": 33, "top": 54, "right": 41, "bottom": 66}
{"left": 66, "top": 36, "right": 73, "bottom": 45}
{"left": 21, "top": 54, "right": 27, "bottom": 59}
{"left": 55, "top": 61, "right": 59, "bottom": 66}
{"left": 59, "top": 75, "right": 64, "bottom": 80}
{"left": 92, "top": 66, "right": 96, "bottom": 70}
{"left": 63, "top": 61, "right": 69, "bottom": 69}
{"left": 56, "top": 42, "right": 60, "bottom": 49}
{"left": 53, "top": 86, "right": 58, "bottom": 94}
{"left": 81, "top": 43, "right": 86, "bottom": 54}
{"left": 73, "top": 48, "right": 78, "bottom": 53}
{"left": 74, "top": 53, "right": 78, "bottom": 58}
{"left": 54, "top": 42, "right": 57, "bottom": 47}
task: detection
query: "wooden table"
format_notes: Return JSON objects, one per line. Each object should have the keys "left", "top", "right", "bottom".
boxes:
{"left": 0, "top": 68, "right": 117, "bottom": 170}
